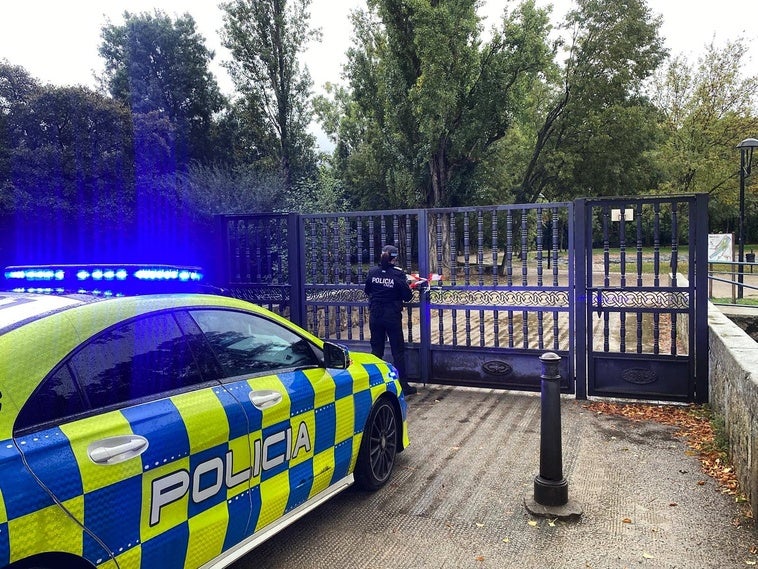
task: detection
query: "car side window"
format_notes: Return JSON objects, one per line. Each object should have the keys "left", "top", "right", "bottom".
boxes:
{"left": 69, "top": 312, "right": 204, "bottom": 409}
{"left": 14, "top": 363, "right": 87, "bottom": 432}
{"left": 189, "top": 309, "right": 319, "bottom": 378}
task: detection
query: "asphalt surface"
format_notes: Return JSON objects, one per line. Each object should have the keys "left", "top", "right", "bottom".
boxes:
{"left": 230, "top": 385, "right": 757, "bottom": 569}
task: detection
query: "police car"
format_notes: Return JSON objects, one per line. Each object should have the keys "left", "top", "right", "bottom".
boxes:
{"left": 0, "top": 265, "right": 409, "bottom": 569}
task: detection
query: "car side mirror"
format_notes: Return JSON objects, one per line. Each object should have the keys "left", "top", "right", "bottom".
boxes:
{"left": 323, "top": 341, "right": 350, "bottom": 369}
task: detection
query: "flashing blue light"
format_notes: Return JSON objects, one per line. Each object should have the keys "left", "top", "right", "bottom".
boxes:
{"left": 4, "top": 264, "right": 205, "bottom": 294}
{"left": 8, "top": 269, "right": 64, "bottom": 281}
{"left": 134, "top": 268, "right": 203, "bottom": 281}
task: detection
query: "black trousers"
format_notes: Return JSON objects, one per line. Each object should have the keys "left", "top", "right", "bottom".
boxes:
{"left": 369, "top": 308, "right": 407, "bottom": 382}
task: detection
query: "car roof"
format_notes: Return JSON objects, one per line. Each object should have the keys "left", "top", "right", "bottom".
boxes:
{"left": 0, "top": 291, "right": 92, "bottom": 332}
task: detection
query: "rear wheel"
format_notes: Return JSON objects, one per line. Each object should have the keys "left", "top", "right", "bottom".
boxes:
{"left": 355, "top": 398, "right": 398, "bottom": 490}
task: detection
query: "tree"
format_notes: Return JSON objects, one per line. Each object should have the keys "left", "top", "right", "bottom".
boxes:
{"left": 221, "top": 0, "right": 320, "bottom": 191}
{"left": 0, "top": 76, "right": 134, "bottom": 262}
{"left": 517, "top": 0, "right": 668, "bottom": 203}
{"left": 325, "top": 0, "right": 553, "bottom": 211}
{"left": 650, "top": 38, "right": 758, "bottom": 236}
{"left": 99, "top": 10, "right": 225, "bottom": 168}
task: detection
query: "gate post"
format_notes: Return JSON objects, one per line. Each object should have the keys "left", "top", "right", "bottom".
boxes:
{"left": 574, "top": 198, "right": 588, "bottom": 400}
{"left": 287, "top": 213, "right": 305, "bottom": 327}
{"left": 694, "top": 193, "right": 709, "bottom": 402}
{"left": 213, "top": 214, "right": 230, "bottom": 288}
{"left": 416, "top": 210, "right": 431, "bottom": 384}
{"left": 525, "top": 352, "right": 583, "bottom": 519}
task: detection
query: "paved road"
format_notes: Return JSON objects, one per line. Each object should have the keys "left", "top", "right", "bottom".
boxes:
{"left": 231, "top": 386, "right": 757, "bottom": 569}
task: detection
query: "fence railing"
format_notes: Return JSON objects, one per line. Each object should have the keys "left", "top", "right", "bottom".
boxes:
{"left": 708, "top": 261, "right": 758, "bottom": 304}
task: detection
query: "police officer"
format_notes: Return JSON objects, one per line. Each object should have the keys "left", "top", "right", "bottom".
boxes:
{"left": 364, "top": 245, "right": 417, "bottom": 395}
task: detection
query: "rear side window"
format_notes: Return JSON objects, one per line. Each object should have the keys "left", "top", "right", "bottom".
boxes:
{"left": 69, "top": 312, "right": 204, "bottom": 409}
{"left": 15, "top": 364, "right": 87, "bottom": 432}
{"left": 190, "top": 309, "right": 319, "bottom": 378}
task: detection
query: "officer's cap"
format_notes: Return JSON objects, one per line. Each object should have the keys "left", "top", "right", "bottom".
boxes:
{"left": 382, "top": 245, "right": 399, "bottom": 259}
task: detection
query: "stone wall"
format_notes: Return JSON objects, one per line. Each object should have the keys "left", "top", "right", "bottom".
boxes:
{"left": 708, "top": 306, "right": 758, "bottom": 520}
{"left": 724, "top": 313, "right": 758, "bottom": 342}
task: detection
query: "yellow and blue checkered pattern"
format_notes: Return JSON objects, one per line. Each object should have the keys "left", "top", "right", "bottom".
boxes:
{"left": 0, "top": 357, "right": 406, "bottom": 568}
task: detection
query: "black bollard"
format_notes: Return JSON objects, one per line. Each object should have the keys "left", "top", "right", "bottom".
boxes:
{"left": 524, "top": 352, "right": 583, "bottom": 519}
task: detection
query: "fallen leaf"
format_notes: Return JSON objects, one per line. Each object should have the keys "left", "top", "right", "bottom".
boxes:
{"left": 697, "top": 480, "right": 706, "bottom": 486}
{"left": 745, "top": 561, "right": 756, "bottom": 566}
{"left": 584, "top": 402, "right": 743, "bottom": 499}
{"left": 475, "top": 523, "right": 484, "bottom": 528}
{"left": 669, "top": 502, "right": 678, "bottom": 507}
{"left": 548, "top": 518, "right": 557, "bottom": 527}
{"left": 502, "top": 537, "right": 510, "bottom": 543}
{"left": 475, "top": 556, "right": 485, "bottom": 562}
{"left": 622, "top": 518, "right": 632, "bottom": 524}
{"left": 643, "top": 552, "right": 654, "bottom": 559}
{"left": 528, "top": 520, "right": 538, "bottom": 527}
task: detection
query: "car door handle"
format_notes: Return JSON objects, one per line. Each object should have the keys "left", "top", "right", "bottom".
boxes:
{"left": 88, "top": 435, "right": 149, "bottom": 465}
{"left": 249, "top": 390, "right": 283, "bottom": 409}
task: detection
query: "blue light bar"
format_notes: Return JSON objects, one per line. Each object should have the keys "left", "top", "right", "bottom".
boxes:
{"left": 3, "top": 264, "right": 205, "bottom": 295}
{"left": 6, "top": 269, "right": 65, "bottom": 281}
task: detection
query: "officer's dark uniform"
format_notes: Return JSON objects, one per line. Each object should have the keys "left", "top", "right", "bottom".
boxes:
{"left": 364, "top": 246, "right": 415, "bottom": 394}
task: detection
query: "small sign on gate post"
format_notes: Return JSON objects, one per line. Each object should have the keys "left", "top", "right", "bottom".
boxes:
{"left": 611, "top": 208, "right": 634, "bottom": 222}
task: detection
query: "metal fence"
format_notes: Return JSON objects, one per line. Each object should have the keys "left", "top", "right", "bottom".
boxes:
{"left": 215, "top": 194, "right": 709, "bottom": 402}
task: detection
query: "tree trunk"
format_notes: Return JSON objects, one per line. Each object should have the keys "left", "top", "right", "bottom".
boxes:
{"left": 427, "top": 142, "right": 452, "bottom": 275}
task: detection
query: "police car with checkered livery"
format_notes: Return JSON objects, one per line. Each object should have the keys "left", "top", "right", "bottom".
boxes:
{"left": 0, "top": 265, "right": 409, "bottom": 569}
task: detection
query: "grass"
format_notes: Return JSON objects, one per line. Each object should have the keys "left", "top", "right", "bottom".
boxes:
{"left": 711, "top": 297, "right": 758, "bottom": 306}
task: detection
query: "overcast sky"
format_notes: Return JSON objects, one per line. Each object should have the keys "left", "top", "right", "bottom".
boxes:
{"left": 1, "top": 0, "right": 757, "bottom": 97}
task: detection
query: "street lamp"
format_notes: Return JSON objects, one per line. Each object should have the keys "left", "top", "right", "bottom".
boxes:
{"left": 736, "top": 137, "right": 758, "bottom": 299}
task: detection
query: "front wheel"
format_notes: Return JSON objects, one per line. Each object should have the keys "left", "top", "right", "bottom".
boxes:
{"left": 355, "top": 398, "right": 398, "bottom": 490}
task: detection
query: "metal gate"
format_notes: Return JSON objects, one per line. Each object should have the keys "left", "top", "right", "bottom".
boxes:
{"left": 215, "top": 194, "right": 708, "bottom": 402}
{"left": 574, "top": 195, "right": 708, "bottom": 402}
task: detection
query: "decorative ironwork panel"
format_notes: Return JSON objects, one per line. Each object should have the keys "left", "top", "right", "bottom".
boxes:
{"left": 592, "top": 289, "right": 690, "bottom": 310}
{"left": 306, "top": 286, "right": 368, "bottom": 304}
{"left": 429, "top": 288, "right": 570, "bottom": 309}
{"left": 225, "top": 286, "right": 291, "bottom": 317}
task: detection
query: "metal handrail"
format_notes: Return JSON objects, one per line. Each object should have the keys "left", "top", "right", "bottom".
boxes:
{"left": 708, "top": 261, "right": 758, "bottom": 304}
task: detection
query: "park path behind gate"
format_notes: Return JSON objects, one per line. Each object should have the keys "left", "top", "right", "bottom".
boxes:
{"left": 215, "top": 194, "right": 708, "bottom": 403}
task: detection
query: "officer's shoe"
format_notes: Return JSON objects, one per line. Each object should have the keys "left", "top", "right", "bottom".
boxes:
{"left": 402, "top": 383, "right": 418, "bottom": 396}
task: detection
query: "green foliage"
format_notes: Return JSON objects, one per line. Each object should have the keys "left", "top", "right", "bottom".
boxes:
{"left": 174, "top": 164, "right": 287, "bottom": 217}
{"left": 4, "top": 0, "right": 758, "bottom": 265}
{"left": 0, "top": 79, "right": 134, "bottom": 222}
{"left": 99, "top": 10, "right": 225, "bottom": 167}
{"left": 0, "top": 61, "right": 43, "bottom": 199}
{"left": 327, "top": 0, "right": 553, "bottom": 210}
{"left": 650, "top": 38, "right": 758, "bottom": 236}
{"left": 516, "top": 0, "right": 668, "bottom": 203}
{"left": 221, "top": 0, "right": 320, "bottom": 191}
{"left": 0, "top": 70, "right": 136, "bottom": 261}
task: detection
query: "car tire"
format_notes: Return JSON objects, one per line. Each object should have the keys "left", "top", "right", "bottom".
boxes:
{"left": 355, "top": 397, "right": 398, "bottom": 490}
